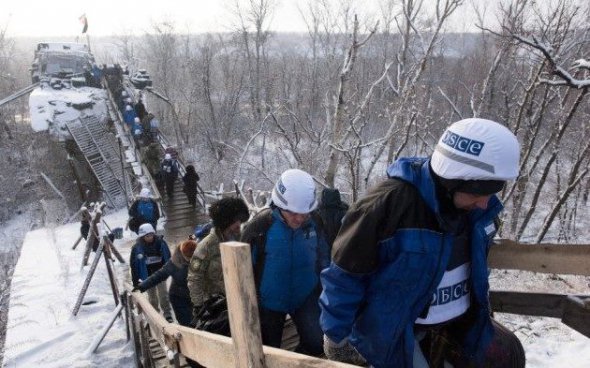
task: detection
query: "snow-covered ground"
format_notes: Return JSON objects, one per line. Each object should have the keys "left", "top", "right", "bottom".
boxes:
{"left": 2, "top": 208, "right": 589, "bottom": 367}
{"left": 3, "top": 209, "right": 136, "bottom": 367}
{"left": 491, "top": 269, "right": 590, "bottom": 367}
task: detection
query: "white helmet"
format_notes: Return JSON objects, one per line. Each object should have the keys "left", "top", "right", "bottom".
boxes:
{"left": 164, "top": 153, "right": 172, "bottom": 160}
{"left": 138, "top": 223, "right": 155, "bottom": 238}
{"left": 125, "top": 105, "right": 132, "bottom": 111}
{"left": 271, "top": 169, "right": 317, "bottom": 214}
{"left": 431, "top": 118, "right": 520, "bottom": 181}
{"left": 121, "top": 91, "right": 128, "bottom": 97}
{"left": 139, "top": 188, "right": 151, "bottom": 198}
{"left": 134, "top": 117, "right": 140, "bottom": 123}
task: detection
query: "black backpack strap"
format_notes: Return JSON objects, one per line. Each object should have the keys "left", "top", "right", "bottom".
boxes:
{"left": 310, "top": 211, "right": 327, "bottom": 275}
{"left": 240, "top": 208, "right": 273, "bottom": 292}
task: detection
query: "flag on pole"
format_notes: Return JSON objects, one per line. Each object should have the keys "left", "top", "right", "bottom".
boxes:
{"left": 79, "top": 14, "right": 88, "bottom": 34}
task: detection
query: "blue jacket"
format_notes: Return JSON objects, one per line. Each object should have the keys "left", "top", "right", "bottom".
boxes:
{"left": 319, "top": 158, "right": 501, "bottom": 367}
{"left": 129, "top": 198, "right": 160, "bottom": 224}
{"left": 256, "top": 208, "right": 330, "bottom": 313}
{"left": 123, "top": 109, "right": 137, "bottom": 125}
{"left": 130, "top": 236, "right": 171, "bottom": 286}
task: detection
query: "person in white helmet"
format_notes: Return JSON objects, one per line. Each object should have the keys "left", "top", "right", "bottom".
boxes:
{"left": 241, "top": 169, "right": 330, "bottom": 356}
{"left": 130, "top": 223, "right": 173, "bottom": 322}
{"left": 160, "top": 153, "right": 179, "bottom": 198}
{"left": 123, "top": 103, "right": 137, "bottom": 128}
{"left": 320, "top": 118, "right": 526, "bottom": 367}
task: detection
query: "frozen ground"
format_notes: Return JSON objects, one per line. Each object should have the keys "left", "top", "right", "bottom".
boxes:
{"left": 2, "top": 209, "right": 136, "bottom": 368}
{"left": 490, "top": 269, "right": 590, "bottom": 368}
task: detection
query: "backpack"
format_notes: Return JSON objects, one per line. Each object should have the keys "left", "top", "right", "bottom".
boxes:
{"left": 193, "top": 294, "right": 230, "bottom": 336}
{"left": 137, "top": 200, "right": 155, "bottom": 222}
{"left": 317, "top": 188, "right": 349, "bottom": 249}
{"left": 162, "top": 159, "right": 174, "bottom": 174}
{"left": 193, "top": 222, "right": 213, "bottom": 241}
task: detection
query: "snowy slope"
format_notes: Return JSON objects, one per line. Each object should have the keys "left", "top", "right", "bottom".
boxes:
{"left": 3, "top": 209, "right": 135, "bottom": 368}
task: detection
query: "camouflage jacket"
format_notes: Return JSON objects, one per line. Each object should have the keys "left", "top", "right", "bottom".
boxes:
{"left": 187, "top": 229, "right": 225, "bottom": 307}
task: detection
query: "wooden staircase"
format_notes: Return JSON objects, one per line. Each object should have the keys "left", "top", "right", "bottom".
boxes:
{"left": 160, "top": 177, "right": 208, "bottom": 244}
{"left": 66, "top": 116, "right": 128, "bottom": 208}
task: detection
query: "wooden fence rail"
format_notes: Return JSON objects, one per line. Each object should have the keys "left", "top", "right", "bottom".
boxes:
{"left": 125, "top": 239, "right": 590, "bottom": 367}
{"left": 489, "top": 239, "right": 590, "bottom": 276}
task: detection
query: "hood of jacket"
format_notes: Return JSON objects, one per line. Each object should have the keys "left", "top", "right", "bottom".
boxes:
{"left": 171, "top": 245, "right": 190, "bottom": 268}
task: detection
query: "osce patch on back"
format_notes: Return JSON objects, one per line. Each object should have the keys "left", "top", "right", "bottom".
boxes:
{"left": 441, "top": 130, "right": 485, "bottom": 156}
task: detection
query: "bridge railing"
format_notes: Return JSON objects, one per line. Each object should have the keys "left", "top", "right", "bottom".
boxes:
{"left": 125, "top": 239, "right": 590, "bottom": 367}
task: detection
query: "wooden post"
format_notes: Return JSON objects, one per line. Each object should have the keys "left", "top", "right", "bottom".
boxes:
{"left": 139, "top": 317, "right": 156, "bottom": 368}
{"left": 104, "top": 236, "right": 125, "bottom": 264}
{"left": 219, "top": 241, "right": 265, "bottom": 368}
{"left": 85, "top": 303, "right": 124, "bottom": 354}
{"left": 72, "top": 240, "right": 105, "bottom": 316}
{"left": 123, "top": 292, "right": 131, "bottom": 341}
{"left": 71, "top": 235, "right": 84, "bottom": 251}
{"left": 82, "top": 203, "right": 106, "bottom": 267}
{"left": 103, "top": 236, "right": 120, "bottom": 306}
{"left": 68, "top": 155, "right": 87, "bottom": 203}
{"left": 127, "top": 293, "right": 143, "bottom": 368}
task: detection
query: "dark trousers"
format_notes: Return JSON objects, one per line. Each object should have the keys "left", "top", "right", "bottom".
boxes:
{"left": 169, "top": 294, "right": 203, "bottom": 368}
{"left": 185, "top": 190, "right": 197, "bottom": 208}
{"left": 169, "top": 294, "right": 193, "bottom": 327}
{"left": 258, "top": 288, "right": 323, "bottom": 356}
{"left": 165, "top": 175, "right": 176, "bottom": 197}
{"left": 418, "top": 317, "right": 525, "bottom": 368}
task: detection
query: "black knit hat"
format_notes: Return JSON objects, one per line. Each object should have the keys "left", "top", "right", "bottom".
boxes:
{"left": 438, "top": 176, "right": 505, "bottom": 195}
{"left": 209, "top": 197, "right": 249, "bottom": 232}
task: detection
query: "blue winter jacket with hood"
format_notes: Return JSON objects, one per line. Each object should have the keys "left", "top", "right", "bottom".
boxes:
{"left": 254, "top": 208, "right": 330, "bottom": 313}
{"left": 319, "top": 158, "right": 502, "bottom": 367}
{"left": 130, "top": 236, "right": 171, "bottom": 287}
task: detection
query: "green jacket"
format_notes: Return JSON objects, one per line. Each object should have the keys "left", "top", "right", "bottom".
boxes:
{"left": 187, "top": 229, "right": 225, "bottom": 307}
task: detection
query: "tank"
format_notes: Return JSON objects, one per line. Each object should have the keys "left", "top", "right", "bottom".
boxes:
{"left": 28, "top": 42, "right": 108, "bottom": 141}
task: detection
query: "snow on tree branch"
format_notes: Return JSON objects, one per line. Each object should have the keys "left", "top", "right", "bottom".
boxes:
{"left": 512, "top": 34, "right": 590, "bottom": 89}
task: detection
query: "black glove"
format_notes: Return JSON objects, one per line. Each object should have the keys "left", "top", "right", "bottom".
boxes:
{"left": 323, "top": 335, "right": 367, "bottom": 366}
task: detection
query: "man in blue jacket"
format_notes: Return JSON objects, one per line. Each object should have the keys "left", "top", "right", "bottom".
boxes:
{"left": 128, "top": 188, "right": 160, "bottom": 234}
{"left": 320, "top": 119, "right": 526, "bottom": 367}
{"left": 241, "top": 169, "right": 330, "bottom": 356}
{"left": 130, "top": 223, "right": 173, "bottom": 322}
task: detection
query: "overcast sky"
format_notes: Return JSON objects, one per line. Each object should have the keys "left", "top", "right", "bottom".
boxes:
{"left": 2, "top": 0, "right": 503, "bottom": 38}
{"left": 4, "top": 0, "right": 317, "bottom": 37}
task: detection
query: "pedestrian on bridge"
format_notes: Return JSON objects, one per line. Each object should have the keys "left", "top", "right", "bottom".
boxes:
{"left": 123, "top": 104, "right": 136, "bottom": 129}
{"left": 182, "top": 165, "right": 200, "bottom": 208}
{"left": 128, "top": 188, "right": 160, "bottom": 234}
{"left": 319, "top": 118, "right": 526, "bottom": 368}
{"left": 241, "top": 169, "right": 330, "bottom": 356}
{"left": 187, "top": 198, "right": 249, "bottom": 328}
{"left": 134, "top": 236, "right": 197, "bottom": 326}
{"left": 134, "top": 236, "right": 203, "bottom": 368}
{"left": 160, "top": 154, "right": 179, "bottom": 198}
{"left": 130, "top": 223, "right": 173, "bottom": 322}
{"left": 132, "top": 117, "right": 144, "bottom": 147}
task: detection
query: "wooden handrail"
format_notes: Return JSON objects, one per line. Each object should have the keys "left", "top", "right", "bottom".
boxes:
{"left": 126, "top": 239, "right": 590, "bottom": 366}
{"left": 489, "top": 239, "right": 590, "bottom": 276}
{"left": 127, "top": 290, "right": 358, "bottom": 367}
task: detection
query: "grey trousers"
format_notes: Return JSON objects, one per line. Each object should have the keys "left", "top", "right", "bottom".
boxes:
{"left": 147, "top": 282, "right": 172, "bottom": 318}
